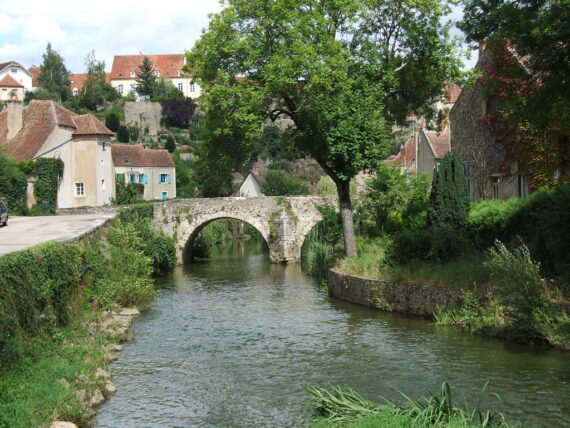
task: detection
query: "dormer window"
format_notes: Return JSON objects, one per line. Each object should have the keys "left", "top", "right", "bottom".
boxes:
{"left": 178, "top": 69, "right": 183, "bottom": 76}
{"left": 11, "top": 68, "right": 17, "bottom": 73}
{"left": 166, "top": 71, "right": 170, "bottom": 75}
{"left": 130, "top": 71, "right": 135, "bottom": 78}
{"left": 124, "top": 158, "right": 129, "bottom": 163}
{"left": 154, "top": 70, "right": 160, "bottom": 77}
{"left": 118, "top": 72, "right": 123, "bottom": 77}
{"left": 73, "top": 88, "right": 78, "bottom": 96}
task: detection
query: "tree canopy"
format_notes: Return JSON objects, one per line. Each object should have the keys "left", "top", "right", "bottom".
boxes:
{"left": 136, "top": 56, "right": 157, "bottom": 97}
{"left": 80, "top": 51, "right": 119, "bottom": 110}
{"left": 37, "top": 43, "right": 71, "bottom": 102}
{"left": 461, "top": 0, "right": 570, "bottom": 185}
{"left": 187, "top": 0, "right": 461, "bottom": 256}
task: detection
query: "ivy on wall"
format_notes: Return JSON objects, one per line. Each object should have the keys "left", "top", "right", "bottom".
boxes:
{"left": 31, "top": 158, "right": 64, "bottom": 215}
{"left": 0, "top": 155, "right": 28, "bottom": 215}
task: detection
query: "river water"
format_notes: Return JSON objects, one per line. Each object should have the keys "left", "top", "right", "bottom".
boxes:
{"left": 95, "top": 240, "right": 570, "bottom": 427}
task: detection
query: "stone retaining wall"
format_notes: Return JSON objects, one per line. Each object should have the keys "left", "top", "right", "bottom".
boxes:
{"left": 327, "top": 269, "right": 464, "bottom": 318}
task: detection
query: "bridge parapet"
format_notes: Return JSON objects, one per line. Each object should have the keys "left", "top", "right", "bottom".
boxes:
{"left": 153, "top": 196, "right": 333, "bottom": 264}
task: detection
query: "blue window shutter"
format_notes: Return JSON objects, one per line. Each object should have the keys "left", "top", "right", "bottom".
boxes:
{"left": 166, "top": 174, "right": 171, "bottom": 184}
{"left": 144, "top": 174, "right": 149, "bottom": 184}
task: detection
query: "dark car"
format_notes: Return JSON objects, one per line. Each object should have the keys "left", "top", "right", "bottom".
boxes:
{"left": 0, "top": 199, "right": 7, "bottom": 226}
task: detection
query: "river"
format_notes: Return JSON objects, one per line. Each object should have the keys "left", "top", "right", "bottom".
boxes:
{"left": 95, "top": 239, "right": 570, "bottom": 427}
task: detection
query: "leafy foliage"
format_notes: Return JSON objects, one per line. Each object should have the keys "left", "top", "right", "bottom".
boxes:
{"left": 117, "top": 125, "right": 130, "bottom": 143}
{"left": 38, "top": 42, "right": 72, "bottom": 102}
{"left": 261, "top": 170, "right": 309, "bottom": 196}
{"left": 187, "top": 0, "right": 462, "bottom": 257}
{"left": 31, "top": 158, "right": 64, "bottom": 215}
{"left": 0, "top": 242, "right": 82, "bottom": 369}
{"left": 428, "top": 151, "right": 470, "bottom": 228}
{"left": 113, "top": 176, "right": 144, "bottom": 205}
{"left": 164, "top": 135, "right": 176, "bottom": 153}
{"left": 105, "top": 112, "right": 120, "bottom": 132}
{"left": 358, "top": 166, "right": 431, "bottom": 235}
{"left": 79, "top": 51, "right": 119, "bottom": 110}
{"left": 0, "top": 154, "right": 28, "bottom": 215}
{"left": 161, "top": 98, "right": 198, "bottom": 128}
{"left": 152, "top": 78, "right": 185, "bottom": 101}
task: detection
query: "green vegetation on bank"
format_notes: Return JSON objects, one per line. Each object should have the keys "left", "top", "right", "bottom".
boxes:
{"left": 307, "top": 383, "right": 515, "bottom": 428}
{"left": 191, "top": 219, "right": 264, "bottom": 260}
{"left": 0, "top": 206, "right": 176, "bottom": 427}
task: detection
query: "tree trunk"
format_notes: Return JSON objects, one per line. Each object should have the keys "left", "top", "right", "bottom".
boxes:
{"left": 336, "top": 179, "right": 358, "bottom": 258}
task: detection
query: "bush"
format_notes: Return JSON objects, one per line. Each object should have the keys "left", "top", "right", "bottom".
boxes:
{"left": 0, "top": 155, "right": 28, "bottom": 215}
{"left": 113, "top": 178, "right": 144, "bottom": 205}
{"left": 484, "top": 240, "right": 549, "bottom": 331}
{"left": 117, "top": 125, "right": 130, "bottom": 143}
{"left": 116, "top": 204, "right": 154, "bottom": 222}
{"left": 161, "top": 98, "right": 198, "bottom": 128}
{"left": 105, "top": 112, "right": 120, "bottom": 132}
{"left": 387, "top": 226, "right": 471, "bottom": 265}
{"left": 31, "top": 158, "right": 64, "bottom": 215}
{"left": 261, "top": 170, "right": 309, "bottom": 196}
{"left": 0, "top": 242, "right": 82, "bottom": 368}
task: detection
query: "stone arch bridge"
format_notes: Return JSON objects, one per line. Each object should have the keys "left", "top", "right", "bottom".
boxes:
{"left": 153, "top": 196, "right": 333, "bottom": 264}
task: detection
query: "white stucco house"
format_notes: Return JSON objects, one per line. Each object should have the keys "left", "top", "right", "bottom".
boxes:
{"left": 239, "top": 171, "right": 266, "bottom": 197}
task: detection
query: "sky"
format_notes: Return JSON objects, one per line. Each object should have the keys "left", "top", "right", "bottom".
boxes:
{"left": 0, "top": 0, "right": 476, "bottom": 74}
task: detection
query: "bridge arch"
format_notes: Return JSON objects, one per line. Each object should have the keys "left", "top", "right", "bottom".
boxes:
{"left": 153, "top": 196, "right": 333, "bottom": 264}
{"left": 181, "top": 215, "right": 270, "bottom": 263}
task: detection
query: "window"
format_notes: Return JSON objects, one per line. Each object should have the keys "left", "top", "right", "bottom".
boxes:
{"left": 115, "top": 173, "right": 123, "bottom": 181}
{"left": 130, "top": 173, "right": 137, "bottom": 184}
{"left": 101, "top": 179, "right": 106, "bottom": 192}
{"left": 130, "top": 70, "right": 136, "bottom": 78}
{"left": 178, "top": 83, "right": 183, "bottom": 92}
{"left": 166, "top": 71, "right": 170, "bottom": 76}
{"left": 124, "top": 157, "right": 129, "bottom": 163}
{"left": 75, "top": 183, "right": 85, "bottom": 197}
{"left": 189, "top": 82, "right": 196, "bottom": 92}
{"left": 73, "top": 88, "right": 78, "bottom": 96}
{"left": 464, "top": 163, "right": 474, "bottom": 201}
{"left": 161, "top": 191, "right": 168, "bottom": 200}
{"left": 160, "top": 173, "right": 168, "bottom": 184}
{"left": 486, "top": 96, "right": 500, "bottom": 115}
{"left": 11, "top": 68, "right": 17, "bottom": 73}
{"left": 491, "top": 176, "right": 500, "bottom": 200}
{"left": 178, "top": 69, "right": 183, "bottom": 76}
{"left": 117, "top": 84, "right": 123, "bottom": 95}
{"left": 517, "top": 175, "right": 528, "bottom": 198}
{"left": 154, "top": 70, "right": 160, "bottom": 77}
{"left": 130, "top": 84, "right": 137, "bottom": 92}
{"left": 139, "top": 174, "right": 145, "bottom": 184}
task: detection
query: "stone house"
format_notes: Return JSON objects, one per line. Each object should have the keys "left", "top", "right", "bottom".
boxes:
{"left": 111, "top": 144, "right": 176, "bottom": 200}
{"left": 108, "top": 54, "right": 201, "bottom": 99}
{"left": 450, "top": 45, "right": 529, "bottom": 201}
{"left": 0, "top": 100, "right": 116, "bottom": 208}
{"left": 0, "top": 61, "right": 33, "bottom": 97}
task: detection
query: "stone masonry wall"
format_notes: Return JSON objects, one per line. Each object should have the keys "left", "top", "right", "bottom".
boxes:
{"left": 124, "top": 101, "right": 162, "bottom": 136}
{"left": 327, "top": 269, "right": 464, "bottom": 318}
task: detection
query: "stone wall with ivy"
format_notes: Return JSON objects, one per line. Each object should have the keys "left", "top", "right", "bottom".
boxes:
{"left": 30, "top": 158, "right": 64, "bottom": 215}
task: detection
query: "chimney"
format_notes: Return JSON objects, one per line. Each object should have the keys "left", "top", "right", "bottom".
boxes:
{"left": 6, "top": 100, "right": 23, "bottom": 141}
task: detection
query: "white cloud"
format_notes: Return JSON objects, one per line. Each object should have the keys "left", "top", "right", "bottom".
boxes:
{"left": 0, "top": 0, "right": 222, "bottom": 71}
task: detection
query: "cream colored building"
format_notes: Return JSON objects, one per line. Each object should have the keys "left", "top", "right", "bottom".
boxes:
{"left": 108, "top": 54, "right": 201, "bottom": 99}
{"left": 111, "top": 144, "right": 176, "bottom": 200}
{"left": 0, "top": 100, "right": 115, "bottom": 208}
{"left": 0, "top": 61, "right": 33, "bottom": 94}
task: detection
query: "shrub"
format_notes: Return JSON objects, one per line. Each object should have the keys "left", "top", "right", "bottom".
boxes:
{"left": 484, "top": 240, "right": 549, "bottom": 331}
{"left": 113, "top": 178, "right": 144, "bottom": 205}
{"left": 387, "top": 226, "right": 471, "bottom": 265}
{"left": 0, "top": 154, "right": 28, "bottom": 215}
{"left": 427, "top": 151, "right": 470, "bottom": 228}
{"left": 0, "top": 242, "right": 82, "bottom": 368}
{"left": 164, "top": 135, "right": 176, "bottom": 153}
{"left": 261, "top": 170, "right": 309, "bottom": 196}
{"left": 105, "top": 112, "right": 120, "bottom": 132}
{"left": 117, "top": 125, "right": 130, "bottom": 143}
{"left": 116, "top": 204, "right": 154, "bottom": 222}
{"left": 31, "top": 158, "right": 64, "bottom": 215}
{"left": 161, "top": 98, "right": 198, "bottom": 128}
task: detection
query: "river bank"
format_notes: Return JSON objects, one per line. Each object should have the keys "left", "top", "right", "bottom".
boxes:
{"left": 327, "top": 267, "right": 570, "bottom": 350}
{"left": 0, "top": 206, "right": 177, "bottom": 427}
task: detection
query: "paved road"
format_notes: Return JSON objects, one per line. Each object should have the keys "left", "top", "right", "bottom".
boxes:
{"left": 0, "top": 214, "right": 115, "bottom": 257}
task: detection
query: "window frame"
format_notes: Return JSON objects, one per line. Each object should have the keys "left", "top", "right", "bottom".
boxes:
{"left": 75, "top": 182, "right": 85, "bottom": 197}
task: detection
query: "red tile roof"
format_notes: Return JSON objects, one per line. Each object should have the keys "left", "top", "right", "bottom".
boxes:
{"left": 0, "top": 75, "right": 24, "bottom": 88}
{"left": 0, "top": 100, "right": 114, "bottom": 161}
{"left": 444, "top": 82, "right": 462, "bottom": 104}
{"left": 68, "top": 73, "right": 110, "bottom": 92}
{"left": 386, "top": 137, "right": 416, "bottom": 172}
{"left": 28, "top": 66, "right": 41, "bottom": 87}
{"left": 0, "top": 61, "right": 23, "bottom": 72}
{"left": 111, "top": 144, "right": 175, "bottom": 167}
{"left": 109, "top": 54, "right": 188, "bottom": 80}
{"left": 422, "top": 128, "right": 450, "bottom": 158}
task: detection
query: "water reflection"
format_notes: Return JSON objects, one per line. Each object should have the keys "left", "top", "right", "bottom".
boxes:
{"left": 95, "top": 239, "right": 570, "bottom": 428}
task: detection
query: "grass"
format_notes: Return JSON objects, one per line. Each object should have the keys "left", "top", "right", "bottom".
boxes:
{"left": 307, "top": 383, "right": 516, "bottom": 428}
{"left": 335, "top": 238, "right": 490, "bottom": 290}
{"left": 0, "top": 307, "right": 119, "bottom": 427}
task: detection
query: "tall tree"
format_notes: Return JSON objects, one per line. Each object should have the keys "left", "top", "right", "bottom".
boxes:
{"left": 427, "top": 151, "right": 470, "bottom": 228}
{"left": 80, "top": 50, "right": 119, "bottom": 110}
{"left": 38, "top": 42, "right": 71, "bottom": 102}
{"left": 135, "top": 56, "right": 157, "bottom": 97}
{"left": 186, "top": 0, "right": 461, "bottom": 257}
{"left": 460, "top": 0, "right": 570, "bottom": 185}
